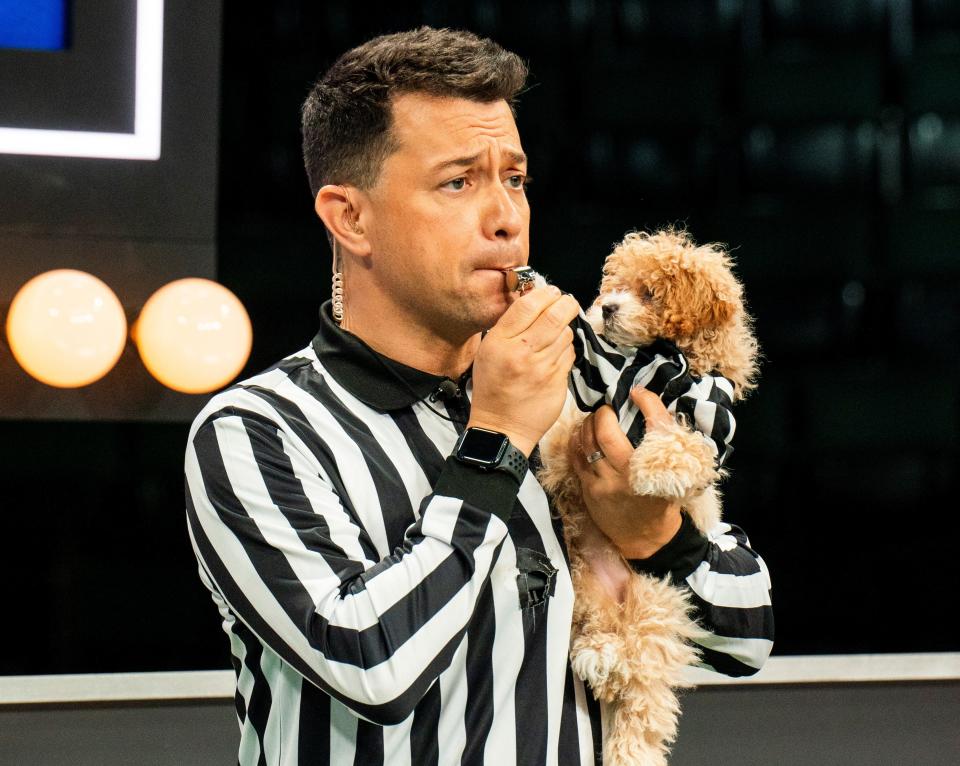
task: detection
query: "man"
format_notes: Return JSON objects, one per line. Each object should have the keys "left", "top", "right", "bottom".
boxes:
{"left": 185, "top": 27, "right": 773, "bottom": 765}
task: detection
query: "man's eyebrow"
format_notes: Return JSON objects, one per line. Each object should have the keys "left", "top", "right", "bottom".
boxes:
{"left": 431, "top": 150, "right": 528, "bottom": 173}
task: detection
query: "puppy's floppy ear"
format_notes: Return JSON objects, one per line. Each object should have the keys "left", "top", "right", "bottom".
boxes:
{"left": 698, "top": 256, "right": 743, "bottom": 330}
{"left": 706, "top": 296, "right": 736, "bottom": 329}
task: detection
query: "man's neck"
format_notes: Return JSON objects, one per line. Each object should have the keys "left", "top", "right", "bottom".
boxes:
{"left": 341, "top": 303, "right": 481, "bottom": 380}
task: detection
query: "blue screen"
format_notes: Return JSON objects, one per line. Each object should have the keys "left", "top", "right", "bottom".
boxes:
{"left": 0, "top": 0, "right": 67, "bottom": 51}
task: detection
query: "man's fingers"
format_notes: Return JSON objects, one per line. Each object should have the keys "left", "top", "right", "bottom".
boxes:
{"left": 540, "top": 325, "right": 575, "bottom": 365}
{"left": 544, "top": 293, "right": 581, "bottom": 330}
{"left": 568, "top": 420, "right": 590, "bottom": 477}
{"left": 495, "top": 285, "right": 563, "bottom": 338}
{"left": 497, "top": 287, "right": 580, "bottom": 350}
{"left": 592, "top": 406, "right": 633, "bottom": 472}
{"left": 577, "top": 409, "right": 625, "bottom": 477}
{"left": 579, "top": 412, "right": 599, "bottom": 461}
{"left": 522, "top": 294, "right": 581, "bottom": 351}
{"left": 630, "top": 387, "right": 673, "bottom": 429}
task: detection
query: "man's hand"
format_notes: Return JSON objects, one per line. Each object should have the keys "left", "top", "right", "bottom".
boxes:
{"left": 569, "top": 388, "right": 682, "bottom": 559}
{"left": 469, "top": 286, "right": 580, "bottom": 456}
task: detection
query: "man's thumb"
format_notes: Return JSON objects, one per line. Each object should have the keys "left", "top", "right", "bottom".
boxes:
{"left": 630, "top": 387, "right": 673, "bottom": 428}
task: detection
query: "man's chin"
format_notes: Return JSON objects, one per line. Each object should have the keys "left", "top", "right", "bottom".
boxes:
{"left": 479, "top": 291, "right": 512, "bottom": 326}
{"left": 455, "top": 292, "right": 509, "bottom": 335}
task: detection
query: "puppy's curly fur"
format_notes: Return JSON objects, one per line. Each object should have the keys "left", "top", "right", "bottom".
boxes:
{"left": 590, "top": 228, "right": 757, "bottom": 394}
{"left": 539, "top": 228, "right": 758, "bottom": 766}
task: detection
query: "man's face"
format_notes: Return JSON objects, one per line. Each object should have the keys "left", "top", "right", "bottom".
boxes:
{"left": 360, "top": 93, "right": 530, "bottom": 339}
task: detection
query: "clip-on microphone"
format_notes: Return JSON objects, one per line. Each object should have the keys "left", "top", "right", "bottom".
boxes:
{"left": 430, "top": 379, "right": 461, "bottom": 402}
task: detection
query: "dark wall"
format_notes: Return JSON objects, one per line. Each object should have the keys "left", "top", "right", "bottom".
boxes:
{"left": 0, "top": 0, "right": 222, "bottom": 421}
{"left": 0, "top": 0, "right": 957, "bottom": 676}
{"left": 0, "top": 0, "right": 226, "bottom": 674}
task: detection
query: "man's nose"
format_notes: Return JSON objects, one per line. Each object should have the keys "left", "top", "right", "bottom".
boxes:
{"left": 481, "top": 181, "right": 525, "bottom": 241}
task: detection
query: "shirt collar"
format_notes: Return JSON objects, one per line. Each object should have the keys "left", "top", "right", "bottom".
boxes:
{"left": 311, "top": 300, "right": 459, "bottom": 411}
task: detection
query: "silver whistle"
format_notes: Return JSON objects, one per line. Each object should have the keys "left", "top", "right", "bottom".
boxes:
{"left": 504, "top": 266, "right": 538, "bottom": 295}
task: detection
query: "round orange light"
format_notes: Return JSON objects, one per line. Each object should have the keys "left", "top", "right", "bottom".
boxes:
{"left": 6, "top": 269, "right": 127, "bottom": 388}
{"left": 133, "top": 278, "right": 252, "bottom": 394}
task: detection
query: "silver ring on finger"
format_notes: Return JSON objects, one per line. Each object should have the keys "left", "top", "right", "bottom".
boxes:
{"left": 586, "top": 449, "right": 605, "bottom": 464}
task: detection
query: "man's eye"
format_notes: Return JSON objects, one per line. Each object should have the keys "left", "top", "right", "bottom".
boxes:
{"left": 444, "top": 178, "right": 467, "bottom": 191}
{"left": 506, "top": 174, "right": 530, "bottom": 190}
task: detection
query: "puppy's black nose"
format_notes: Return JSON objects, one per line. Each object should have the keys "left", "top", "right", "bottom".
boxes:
{"left": 602, "top": 303, "right": 618, "bottom": 320}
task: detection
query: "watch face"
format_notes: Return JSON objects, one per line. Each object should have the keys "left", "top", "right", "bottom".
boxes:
{"left": 458, "top": 428, "right": 508, "bottom": 465}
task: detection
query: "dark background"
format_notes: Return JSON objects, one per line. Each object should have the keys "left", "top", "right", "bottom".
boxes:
{"left": 0, "top": 0, "right": 220, "bottom": 422}
{"left": 1, "top": 0, "right": 958, "bottom": 676}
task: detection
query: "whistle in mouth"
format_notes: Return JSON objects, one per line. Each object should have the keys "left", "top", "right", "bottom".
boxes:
{"left": 504, "top": 266, "right": 538, "bottom": 294}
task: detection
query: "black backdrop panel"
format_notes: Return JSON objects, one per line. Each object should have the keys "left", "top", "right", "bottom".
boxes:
{"left": 0, "top": 0, "right": 221, "bottom": 421}
{"left": 0, "top": 0, "right": 136, "bottom": 133}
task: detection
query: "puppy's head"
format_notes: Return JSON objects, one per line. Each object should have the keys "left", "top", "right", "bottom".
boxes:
{"left": 587, "top": 228, "right": 757, "bottom": 393}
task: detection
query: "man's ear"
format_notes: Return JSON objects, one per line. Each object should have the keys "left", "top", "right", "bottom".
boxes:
{"left": 314, "top": 184, "right": 371, "bottom": 256}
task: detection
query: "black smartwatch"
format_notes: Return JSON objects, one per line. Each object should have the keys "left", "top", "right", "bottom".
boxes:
{"left": 453, "top": 427, "right": 529, "bottom": 485}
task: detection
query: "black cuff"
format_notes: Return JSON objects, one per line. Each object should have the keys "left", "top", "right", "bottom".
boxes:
{"left": 433, "top": 456, "right": 520, "bottom": 524}
{"left": 628, "top": 512, "right": 710, "bottom": 582}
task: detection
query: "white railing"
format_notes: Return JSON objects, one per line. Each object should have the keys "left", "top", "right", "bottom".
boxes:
{"left": 1, "top": 653, "right": 957, "bottom": 705}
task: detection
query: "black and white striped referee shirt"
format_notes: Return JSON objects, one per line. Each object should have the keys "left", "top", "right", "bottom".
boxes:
{"left": 185, "top": 303, "right": 774, "bottom": 766}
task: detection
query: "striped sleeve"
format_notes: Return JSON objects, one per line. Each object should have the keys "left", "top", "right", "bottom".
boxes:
{"left": 185, "top": 402, "right": 519, "bottom": 725}
{"left": 686, "top": 522, "right": 774, "bottom": 676}
{"left": 631, "top": 517, "right": 774, "bottom": 677}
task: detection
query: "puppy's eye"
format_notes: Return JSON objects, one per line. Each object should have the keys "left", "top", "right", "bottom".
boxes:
{"left": 640, "top": 288, "right": 654, "bottom": 301}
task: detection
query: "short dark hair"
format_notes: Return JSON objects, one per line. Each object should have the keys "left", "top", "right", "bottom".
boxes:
{"left": 301, "top": 27, "right": 528, "bottom": 197}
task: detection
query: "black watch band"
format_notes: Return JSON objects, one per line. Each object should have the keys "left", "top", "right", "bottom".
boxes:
{"left": 453, "top": 427, "right": 529, "bottom": 485}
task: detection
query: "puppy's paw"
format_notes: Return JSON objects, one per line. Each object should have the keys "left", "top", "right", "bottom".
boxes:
{"left": 629, "top": 421, "right": 718, "bottom": 499}
{"left": 683, "top": 484, "right": 723, "bottom": 535}
{"left": 571, "top": 637, "right": 625, "bottom": 692}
